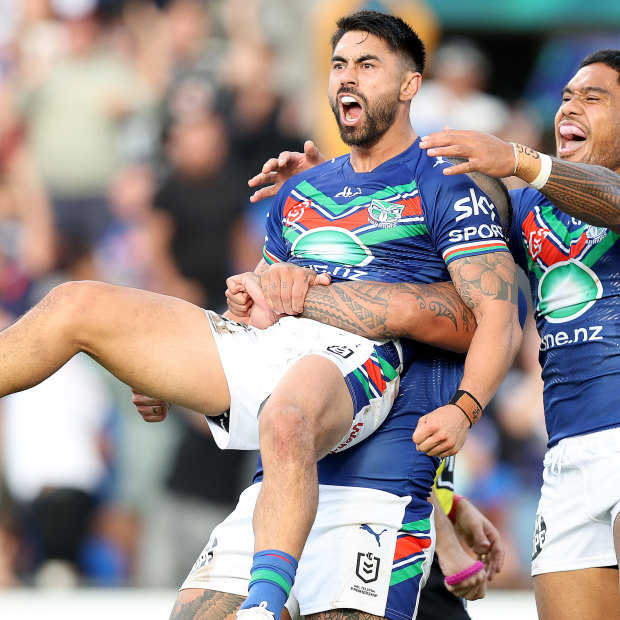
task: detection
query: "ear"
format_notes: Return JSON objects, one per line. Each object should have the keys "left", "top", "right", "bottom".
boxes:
{"left": 400, "top": 72, "right": 422, "bottom": 102}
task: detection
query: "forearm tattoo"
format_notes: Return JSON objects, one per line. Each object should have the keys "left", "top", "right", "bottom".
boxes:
{"left": 170, "top": 591, "right": 244, "bottom": 620}
{"left": 302, "top": 280, "right": 476, "bottom": 339}
{"left": 542, "top": 159, "right": 620, "bottom": 229}
{"left": 448, "top": 251, "right": 518, "bottom": 310}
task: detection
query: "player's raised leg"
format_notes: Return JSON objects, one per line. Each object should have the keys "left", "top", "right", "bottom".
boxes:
{"left": 0, "top": 280, "right": 230, "bottom": 414}
{"left": 239, "top": 355, "right": 353, "bottom": 619}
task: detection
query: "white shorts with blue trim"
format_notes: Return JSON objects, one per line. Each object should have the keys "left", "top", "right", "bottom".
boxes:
{"left": 204, "top": 311, "right": 403, "bottom": 453}
{"left": 531, "top": 426, "right": 620, "bottom": 576}
{"left": 182, "top": 482, "right": 435, "bottom": 620}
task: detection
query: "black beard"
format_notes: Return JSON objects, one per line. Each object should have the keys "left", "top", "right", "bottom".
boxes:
{"left": 330, "top": 91, "right": 399, "bottom": 147}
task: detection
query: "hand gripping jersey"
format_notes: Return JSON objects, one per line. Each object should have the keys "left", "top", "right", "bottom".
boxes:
{"left": 509, "top": 187, "right": 620, "bottom": 446}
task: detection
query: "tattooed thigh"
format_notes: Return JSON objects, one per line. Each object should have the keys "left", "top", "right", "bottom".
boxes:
{"left": 306, "top": 610, "right": 386, "bottom": 620}
{"left": 169, "top": 590, "right": 294, "bottom": 620}
{"left": 169, "top": 589, "right": 244, "bottom": 620}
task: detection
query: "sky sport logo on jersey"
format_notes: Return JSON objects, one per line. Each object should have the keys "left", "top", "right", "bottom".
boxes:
{"left": 538, "top": 260, "right": 603, "bottom": 323}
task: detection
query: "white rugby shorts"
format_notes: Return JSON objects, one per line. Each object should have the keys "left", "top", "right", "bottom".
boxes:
{"left": 204, "top": 311, "right": 403, "bottom": 453}
{"left": 182, "top": 482, "right": 435, "bottom": 619}
{"left": 531, "top": 426, "right": 620, "bottom": 576}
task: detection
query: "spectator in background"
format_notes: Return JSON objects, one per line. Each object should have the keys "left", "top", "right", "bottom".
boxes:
{"left": 216, "top": 39, "right": 305, "bottom": 186}
{"left": 148, "top": 109, "right": 246, "bottom": 309}
{"left": 0, "top": 509, "right": 20, "bottom": 587}
{"left": 136, "top": 100, "right": 258, "bottom": 588}
{"left": 0, "top": 120, "right": 56, "bottom": 326}
{"left": 15, "top": 1, "right": 154, "bottom": 267}
{"left": 136, "top": 405, "right": 256, "bottom": 588}
{"left": 213, "top": 36, "right": 306, "bottom": 271}
{"left": 410, "top": 38, "right": 511, "bottom": 137}
{"left": 94, "top": 163, "right": 156, "bottom": 289}
{"left": 0, "top": 352, "right": 116, "bottom": 587}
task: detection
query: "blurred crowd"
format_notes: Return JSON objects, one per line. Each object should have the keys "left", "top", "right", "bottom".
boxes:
{"left": 0, "top": 0, "right": 606, "bottom": 592}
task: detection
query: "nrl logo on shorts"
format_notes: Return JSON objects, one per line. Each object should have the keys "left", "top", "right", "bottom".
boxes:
{"left": 367, "top": 199, "right": 404, "bottom": 229}
{"left": 356, "top": 552, "right": 380, "bottom": 583}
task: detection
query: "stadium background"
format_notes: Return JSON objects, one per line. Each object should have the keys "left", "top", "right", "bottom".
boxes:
{"left": 0, "top": 0, "right": 618, "bottom": 617}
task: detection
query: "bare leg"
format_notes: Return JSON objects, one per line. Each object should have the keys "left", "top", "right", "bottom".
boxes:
{"left": 170, "top": 590, "right": 293, "bottom": 620}
{"left": 615, "top": 512, "right": 620, "bottom": 594}
{"left": 0, "top": 281, "right": 230, "bottom": 414}
{"left": 253, "top": 355, "right": 353, "bottom": 559}
{"left": 534, "top": 567, "right": 620, "bottom": 619}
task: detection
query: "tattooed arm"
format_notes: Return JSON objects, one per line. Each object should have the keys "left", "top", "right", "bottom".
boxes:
{"left": 227, "top": 261, "right": 477, "bottom": 353}
{"left": 418, "top": 129, "right": 620, "bottom": 233}
{"left": 411, "top": 250, "right": 521, "bottom": 456}
{"left": 532, "top": 159, "right": 620, "bottom": 232}
{"left": 302, "top": 279, "right": 476, "bottom": 353}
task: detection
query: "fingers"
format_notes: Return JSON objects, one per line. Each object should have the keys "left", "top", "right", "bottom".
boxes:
{"left": 304, "top": 140, "right": 326, "bottom": 166}
{"left": 444, "top": 559, "right": 488, "bottom": 600}
{"left": 482, "top": 530, "right": 505, "bottom": 580}
{"left": 225, "top": 273, "right": 253, "bottom": 318}
{"left": 260, "top": 264, "right": 323, "bottom": 316}
{"left": 248, "top": 162, "right": 279, "bottom": 187}
{"left": 446, "top": 572, "right": 487, "bottom": 600}
{"left": 247, "top": 152, "right": 301, "bottom": 202}
{"left": 131, "top": 388, "right": 169, "bottom": 423}
{"left": 412, "top": 407, "right": 469, "bottom": 456}
{"left": 313, "top": 273, "right": 331, "bottom": 286}
{"left": 226, "top": 289, "right": 252, "bottom": 318}
{"left": 262, "top": 269, "right": 295, "bottom": 315}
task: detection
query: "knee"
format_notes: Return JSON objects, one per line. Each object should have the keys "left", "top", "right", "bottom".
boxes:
{"left": 259, "top": 402, "right": 314, "bottom": 458}
{"left": 42, "top": 280, "right": 110, "bottom": 332}
{"left": 45, "top": 280, "right": 100, "bottom": 309}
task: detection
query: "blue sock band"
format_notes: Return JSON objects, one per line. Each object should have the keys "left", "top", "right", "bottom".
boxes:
{"left": 240, "top": 549, "right": 298, "bottom": 617}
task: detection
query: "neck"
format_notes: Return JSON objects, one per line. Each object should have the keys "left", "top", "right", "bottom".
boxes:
{"left": 349, "top": 118, "right": 418, "bottom": 173}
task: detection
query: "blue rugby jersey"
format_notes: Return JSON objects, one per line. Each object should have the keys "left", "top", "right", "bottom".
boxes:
{"left": 509, "top": 187, "right": 620, "bottom": 446}
{"left": 263, "top": 140, "right": 508, "bottom": 287}
{"left": 253, "top": 140, "right": 508, "bottom": 499}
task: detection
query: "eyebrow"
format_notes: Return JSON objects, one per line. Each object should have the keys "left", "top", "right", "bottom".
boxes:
{"left": 562, "top": 85, "right": 611, "bottom": 96}
{"left": 331, "top": 54, "right": 382, "bottom": 64}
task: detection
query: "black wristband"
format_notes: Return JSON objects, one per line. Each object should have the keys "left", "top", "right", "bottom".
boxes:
{"left": 448, "top": 390, "right": 483, "bottom": 428}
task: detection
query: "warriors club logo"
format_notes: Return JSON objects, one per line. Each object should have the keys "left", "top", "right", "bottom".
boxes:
{"left": 367, "top": 199, "right": 405, "bottom": 229}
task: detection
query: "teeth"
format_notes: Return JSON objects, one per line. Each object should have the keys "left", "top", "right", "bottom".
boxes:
{"left": 341, "top": 95, "right": 357, "bottom": 104}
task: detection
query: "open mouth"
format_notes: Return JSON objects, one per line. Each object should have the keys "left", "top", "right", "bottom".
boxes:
{"left": 558, "top": 123, "right": 587, "bottom": 155}
{"left": 340, "top": 94, "right": 363, "bottom": 126}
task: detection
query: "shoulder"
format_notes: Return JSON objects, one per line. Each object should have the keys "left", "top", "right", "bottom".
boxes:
{"left": 508, "top": 186, "right": 548, "bottom": 219}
